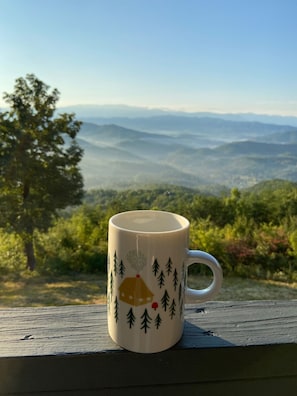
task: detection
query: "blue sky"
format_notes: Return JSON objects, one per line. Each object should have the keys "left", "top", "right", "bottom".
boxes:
{"left": 1, "top": 0, "right": 297, "bottom": 115}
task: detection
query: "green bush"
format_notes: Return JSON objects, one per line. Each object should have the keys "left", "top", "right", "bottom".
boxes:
{"left": 1, "top": 182, "right": 297, "bottom": 281}
{"left": 35, "top": 206, "right": 107, "bottom": 274}
{"left": 0, "top": 229, "right": 26, "bottom": 274}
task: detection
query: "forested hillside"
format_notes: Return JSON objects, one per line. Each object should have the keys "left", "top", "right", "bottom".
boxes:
{"left": 1, "top": 180, "right": 297, "bottom": 283}
{"left": 78, "top": 120, "right": 297, "bottom": 189}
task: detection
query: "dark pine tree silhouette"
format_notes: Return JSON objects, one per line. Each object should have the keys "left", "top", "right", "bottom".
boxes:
{"left": 169, "top": 299, "right": 176, "bottom": 319}
{"left": 161, "top": 290, "right": 170, "bottom": 311}
{"left": 166, "top": 257, "right": 173, "bottom": 275}
{"left": 179, "top": 298, "right": 184, "bottom": 318}
{"left": 126, "top": 307, "right": 136, "bottom": 328}
{"left": 173, "top": 268, "right": 178, "bottom": 290}
{"left": 114, "top": 296, "right": 119, "bottom": 323}
{"left": 113, "top": 251, "right": 118, "bottom": 274}
{"left": 110, "top": 271, "right": 113, "bottom": 297}
{"left": 140, "top": 309, "right": 152, "bottom": 333}
{"left": 157, "top": 270, "right": 165, "bottom": 288}
{"left": 178, "top": 283, "right": 182, "bottom": 302}
{"left": 154, "top": 313, "right": 162, "bottom": 329}
{"left": 119, "top": 260, "right": 126, "bottom": 278}
{"left": 152, "top": 258, "right": 160, "bottom": 276}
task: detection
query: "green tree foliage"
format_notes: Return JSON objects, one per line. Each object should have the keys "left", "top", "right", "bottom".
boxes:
{"left": 0, "top": 74, "right": 84, "bottom": 270}
{"left": 0, "top": 229, "right": 26, "bottom": 274}
{"left": 1, "top": 177, "right": 297, "bottom": 281}
{"left": 36, "top": 205, "right": 107, "bottom": 274}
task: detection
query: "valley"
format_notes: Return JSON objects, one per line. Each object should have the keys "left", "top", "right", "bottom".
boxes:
{"left": 74, "top": 111, "right": 297, "bottom": 189}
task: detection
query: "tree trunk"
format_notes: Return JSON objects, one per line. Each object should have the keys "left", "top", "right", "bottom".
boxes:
{"left": 21, "top": 181, "right": 36, "bottom": 271}
{"left": 24, "top": 239, "right": 36, "bottom": 271}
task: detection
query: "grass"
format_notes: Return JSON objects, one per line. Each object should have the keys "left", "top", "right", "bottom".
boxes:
{"left": 0, "top": 272, "right": 296, "bottom": 307}
{"left": 0, "top": 273, "right": 107, "bottom": 307}
{"left": 188, "top": 275, "right": 297, "bottom": 301}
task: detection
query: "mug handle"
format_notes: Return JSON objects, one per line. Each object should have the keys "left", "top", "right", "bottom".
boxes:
{"left": 185, "top": 250, "right": 223, "bottom": 303}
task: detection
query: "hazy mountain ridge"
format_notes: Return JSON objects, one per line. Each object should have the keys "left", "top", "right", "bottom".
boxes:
{"left": 58, "top": 104, "right": 297, "bottom": 127}
{"left": 77, "top": 119, "right": 297, "bottom": 189}
{"left": 2, "top": 104, "right": 296, "bottom": 189}
{"left": 79, "top": 115, "right": 296, "bottom": 140}
{"left": 254, "top": 129, "right": 297, "bottom": 144}
{"left": 214, "top": 141, "right": 297, "bottom": 156}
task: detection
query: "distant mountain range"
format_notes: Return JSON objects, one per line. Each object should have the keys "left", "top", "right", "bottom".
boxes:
{"left": 58, "top": 104, "right": 297, "bottom": 127}
{"left": 3, "top": 103, "right": 297, "bottom": 189}
{"left": 73, "top": 107, "right": 297, "bottom": 189}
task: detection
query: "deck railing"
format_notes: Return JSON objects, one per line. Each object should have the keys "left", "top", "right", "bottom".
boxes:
{"left": 0, "top": 300, "right": 296, "bottom": 395}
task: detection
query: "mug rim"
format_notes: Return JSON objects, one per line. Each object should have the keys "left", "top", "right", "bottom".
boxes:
{"left": 109, "top": 210, "right": 189, "bottom": 234}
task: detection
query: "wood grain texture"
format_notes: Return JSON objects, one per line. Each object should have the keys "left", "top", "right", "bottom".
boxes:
{"left": 0, "top": 301, "right": 296, "bottom": 395}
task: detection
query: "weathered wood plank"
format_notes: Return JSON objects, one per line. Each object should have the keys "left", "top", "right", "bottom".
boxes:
{"left": 0, "top": 301, "right": 296, "bottom": 395}
{"left": 1, "top": 301, "right": 296, "bottom": 356}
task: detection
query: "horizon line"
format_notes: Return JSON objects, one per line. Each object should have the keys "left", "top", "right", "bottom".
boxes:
{"left": 1, "top": 102, "right": 297, "bottom": 118}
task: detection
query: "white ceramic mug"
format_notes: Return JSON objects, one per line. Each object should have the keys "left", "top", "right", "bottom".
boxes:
{"left": 107, "top": 210, "right": 223, "bottom": 353}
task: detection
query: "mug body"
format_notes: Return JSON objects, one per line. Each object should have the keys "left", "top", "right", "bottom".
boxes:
{"left": 107, "top": 210, "right": 189, "bottom": 353}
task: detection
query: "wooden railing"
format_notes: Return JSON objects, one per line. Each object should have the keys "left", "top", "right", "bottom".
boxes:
{"left": 0, "top": 301, "right": 296, "bottom": 395}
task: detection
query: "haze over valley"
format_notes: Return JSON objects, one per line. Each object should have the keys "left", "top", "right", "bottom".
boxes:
{"left": 66, "top": 105, "right": 297, "bottom": 190}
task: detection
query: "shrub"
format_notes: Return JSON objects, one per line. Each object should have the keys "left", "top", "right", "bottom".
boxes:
{"left": 0, "top": 229, "right": 26, "bottom": 274}
{"left": 35, "top": 206, "right": 107, "bottom": 274}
